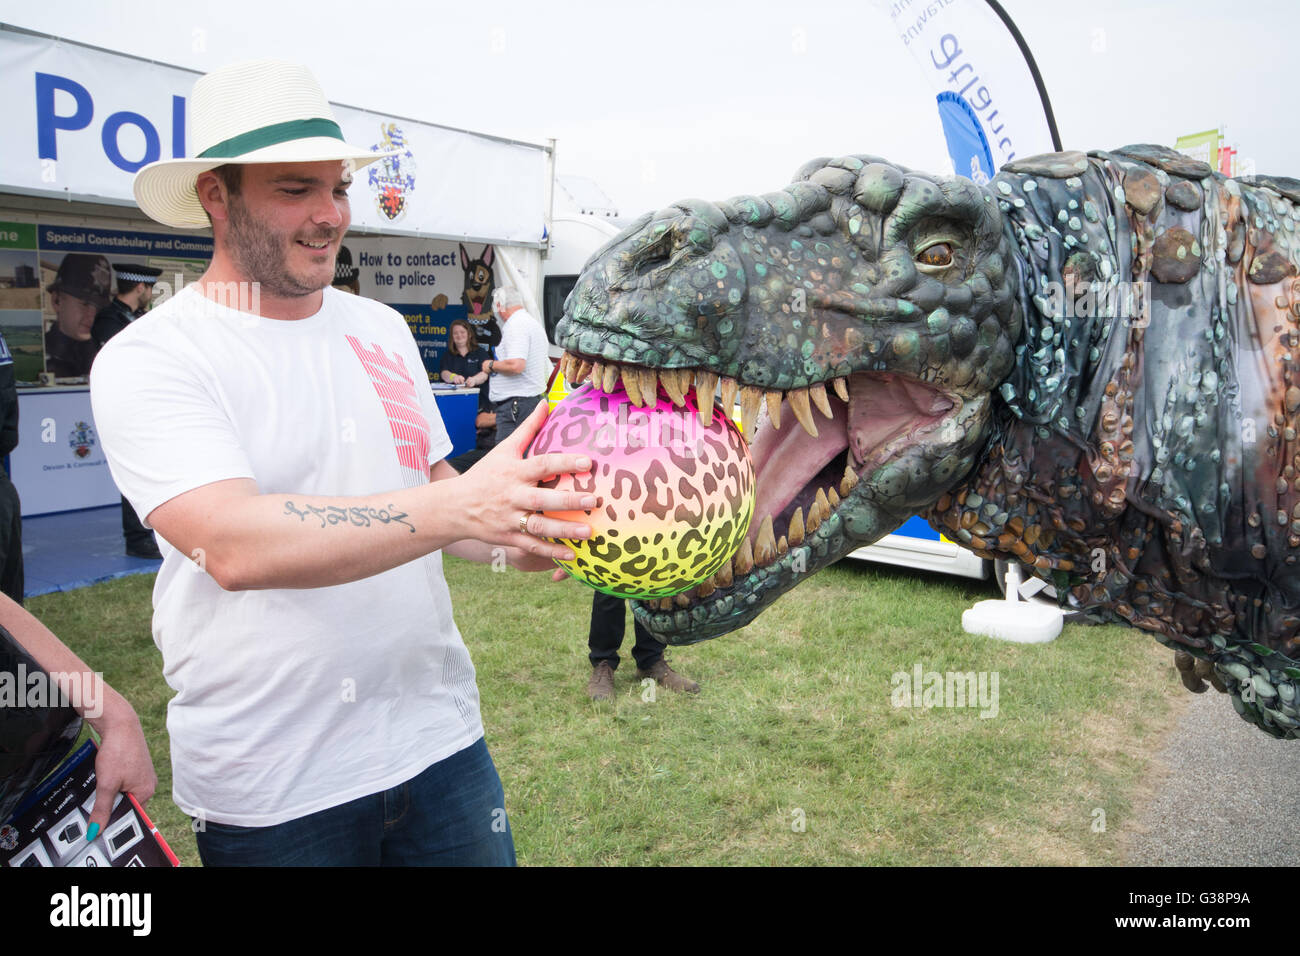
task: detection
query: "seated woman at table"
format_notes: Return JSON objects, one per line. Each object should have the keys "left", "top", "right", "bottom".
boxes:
{"left": 439, "top": 319, "right": 492, "bottom": 390}
{"left": 440, "top": 319, "right": 497, "bottom": 470}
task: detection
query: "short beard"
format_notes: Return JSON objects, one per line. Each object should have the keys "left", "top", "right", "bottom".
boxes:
{"left": 225, "top": 193, "right": 334, "bottom": 299}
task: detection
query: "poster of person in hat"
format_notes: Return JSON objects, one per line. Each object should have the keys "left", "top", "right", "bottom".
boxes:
{"left": 42, "top": 253, "right": 111, "bottom": 379}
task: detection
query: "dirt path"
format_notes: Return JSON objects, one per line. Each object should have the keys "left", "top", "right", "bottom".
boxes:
{"left": 1125, "top": 689, "right": 1300, "bottom": 866}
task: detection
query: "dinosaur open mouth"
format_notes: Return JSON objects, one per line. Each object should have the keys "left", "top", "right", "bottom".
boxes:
{"left": 555, "top": 351, "right": 960, "bottom": 616}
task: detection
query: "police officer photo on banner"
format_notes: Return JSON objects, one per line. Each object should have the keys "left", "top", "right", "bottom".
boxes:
{"left": 92, "top": 261, "right": 163, "bottom": 351}
{"left": 94, "top": 261, "right": 165, "bottom": 559}
{"left": 40, "top": 252, "right": 111, "bottom": 381}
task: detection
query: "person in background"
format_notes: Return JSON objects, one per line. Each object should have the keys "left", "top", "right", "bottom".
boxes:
{"left": 332, "top": 245, "right": 360, "bottom": 295}
{"left": 484, "top": 286, "right": 550, "bottom": 445}
{"left": 440, "top": 318, "right": 496, "bottom": 471}
{"left": 0, "top": 591, "right": 156, "bottom": 840}
{"left": 0, "top": 330, "right": 22, "bottom": 603}
{"left": 586, "top": 591, "right": 700, "bottom": 700}
{"left": 44, "top": 254, "right": 111, "bottom": 379}
{"left": 93, "top": 263, "right": 166, "bottom": 560}
{"left": 92, "top": 263, "right": 163, "bottom": 349}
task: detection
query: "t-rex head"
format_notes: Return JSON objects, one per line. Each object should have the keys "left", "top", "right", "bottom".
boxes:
{"left": 556, "top": 156, "right": 1022, "bottom": 642}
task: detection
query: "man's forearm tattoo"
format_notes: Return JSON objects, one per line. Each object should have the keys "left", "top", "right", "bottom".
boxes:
{"left": 283, "top": 501, "right": 416, "bottom": 533}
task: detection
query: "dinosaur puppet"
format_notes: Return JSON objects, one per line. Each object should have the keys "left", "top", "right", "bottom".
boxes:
{"left": 553, "top": 144, "right": 1300, "bottom": 739}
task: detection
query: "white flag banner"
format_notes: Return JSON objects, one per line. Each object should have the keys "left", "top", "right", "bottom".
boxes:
{"left": 871, "top": 0, "right": 1059, "bottom": 171}
{"left": 0, "top": 26, "right": 549, "bottom": 245}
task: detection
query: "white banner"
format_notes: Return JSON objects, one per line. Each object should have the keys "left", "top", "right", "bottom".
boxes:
{"left": 873, "top": 0, "right": 1057, "bottom": 169}
{"left": 12, "top": 389, "right": 119, "bottom": 515}
{"left": 0, "top": 26, "right": 549, "bottom": 244}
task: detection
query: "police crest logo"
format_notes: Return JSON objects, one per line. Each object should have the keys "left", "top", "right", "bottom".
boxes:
{"left": 68, "top": 421, "right": 95, "bottom": 459}
{"left": 368, "top": 123, "right": 417, "bottom": 222}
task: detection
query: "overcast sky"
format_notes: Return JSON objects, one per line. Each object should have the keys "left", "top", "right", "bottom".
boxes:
{"left": 1, "top": 0, "right": 1294, "bottom": 218}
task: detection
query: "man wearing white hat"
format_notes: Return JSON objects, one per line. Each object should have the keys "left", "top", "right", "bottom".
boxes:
{"left": 90, "top": 60, "right": 595, "bottom": 866}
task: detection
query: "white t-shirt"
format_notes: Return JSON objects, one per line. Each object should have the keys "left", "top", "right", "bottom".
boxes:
{"left": 90, "top": 285, "right": 483, "bottom": 827}
{"left": 488, "top": 309, "right": 551, "bottom": 403}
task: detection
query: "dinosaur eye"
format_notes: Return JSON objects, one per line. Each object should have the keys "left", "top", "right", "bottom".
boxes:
{"left": 917, "top": 242, "right": 954, "bottom": 267}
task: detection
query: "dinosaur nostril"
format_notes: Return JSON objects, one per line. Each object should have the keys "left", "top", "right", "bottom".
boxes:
{"left": 632, "top": 232, "right": 674, "bottom": 278}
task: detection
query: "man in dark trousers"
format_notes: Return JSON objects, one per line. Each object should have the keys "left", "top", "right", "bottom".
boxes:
{"left": 586, "top": 591, "right": 700, "bottom": 700}
{"left": 94, "top": 264, "right": 164, "bottom": 559}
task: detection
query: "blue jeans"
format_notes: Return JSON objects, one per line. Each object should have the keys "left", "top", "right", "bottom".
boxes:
{"left": 194, "top": 738, "right": 516, "bottom": 866}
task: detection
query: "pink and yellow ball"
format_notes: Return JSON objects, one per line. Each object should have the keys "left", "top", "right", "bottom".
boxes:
{"left": 528, "top": 382, "right": 755, "bottom": 599}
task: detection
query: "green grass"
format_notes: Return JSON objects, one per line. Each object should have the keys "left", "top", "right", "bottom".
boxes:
{"left": 26, "top": 559, "right": 1186, "bottom": 866}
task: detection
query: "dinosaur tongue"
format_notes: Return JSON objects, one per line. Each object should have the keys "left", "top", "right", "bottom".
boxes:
{"left": 748, "top": 373, "right": 954, "bottom": 525}
{"left": 750, "top": 398, "right": 848, "bottom": 526}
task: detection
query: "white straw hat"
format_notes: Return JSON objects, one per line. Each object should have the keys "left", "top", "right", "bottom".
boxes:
{"left": 133, "top": 60, "right": 395, "bottom": 229}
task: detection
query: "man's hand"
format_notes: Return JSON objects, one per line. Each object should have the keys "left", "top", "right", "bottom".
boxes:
{"left": 87, "top": 697, "right": 157, "bottom": 838}
{"left": 435, "top": 401, "right": 595, "bottom": 565}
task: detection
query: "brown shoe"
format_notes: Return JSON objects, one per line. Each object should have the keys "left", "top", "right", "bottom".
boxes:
{"left": 586, "top": 661, "right": 616, "bottom": 701}
{"left": 636, "top": 658, "right": 700, "bottom": 694}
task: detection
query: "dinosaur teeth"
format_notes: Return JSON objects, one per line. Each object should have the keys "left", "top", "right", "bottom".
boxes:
{"left": 765, "top": 390, "right": 783, "bottom": 430}
{"left": 827, "top": 486, "right": 841, "bottom": 509}
{"left": 696, "top": 576, "right": 716, "bottom": 599}
{"left": 695, "top": 371, "right": 718, "bottom": 426}
{"left": 661, "top": 368, "right": 690, "bottom": 407}
{"left": 714, "top": 556, "right": 733, "bottom": 589}
{"left": 590, "top": 361, "right": 606, "bottom": 392}
{"left": 601, "top": 361, "right": 620, "bottom": 395}
{"left": 754, "top": 515, "right": 777, "bottom": 567}
{"left": 787, "top": 388, "right": 819, "bottom": 438}
{"left": 814, "top": 487, "right": 831, "bottom": 527}
{"left": 740, "top": 386, "right": 763, "bottom": 438}
{"left": 805, "top": 500, "right": 823, "bottom": 534}
{"left": 732, "top": 536, "right": 755, "bottom": 576}
{"left": 636, "top": 367, "right": 659, "bottom": 406}
{"left": 832, "top": 376, "right": 849, "bottom": 403}
{"left": 621, "top": 365, "right": 645, "bottom": 406}
{"left": 674, "top": 590, "right": 693, "bottom": 608}
{"left": 788, "top": 507, "right": 805, "bottom": 546}
{"left": 719, "top": 376, "right": 739, "bottom": 415}
{"left": 809, "top": 382, "right": 833, "bottom": 419}
{"left": 840, "top": 462, "right": 859, "bottom": 497}
{"left": 576, "top": 359, "right": 593, "bottom": 384}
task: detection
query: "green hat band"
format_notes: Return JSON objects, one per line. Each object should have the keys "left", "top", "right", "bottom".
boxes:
{"left": 198, "top": 118, "right": 346, "bottom": 159}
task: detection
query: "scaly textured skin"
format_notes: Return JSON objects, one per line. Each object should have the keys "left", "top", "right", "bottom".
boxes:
{"left": 556, "top": 145, "right": 1300, "bottom": 738}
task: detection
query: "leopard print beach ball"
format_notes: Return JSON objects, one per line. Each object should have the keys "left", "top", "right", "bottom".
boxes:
{"left": 528, "top": 382, "right": 754, "bottom": 598}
